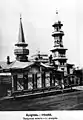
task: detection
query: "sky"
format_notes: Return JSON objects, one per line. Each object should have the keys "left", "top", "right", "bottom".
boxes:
{"left": 0, "top": 0, "right": 83, "bottom": 67}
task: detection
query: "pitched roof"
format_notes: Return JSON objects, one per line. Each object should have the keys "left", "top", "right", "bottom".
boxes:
{"left": 0, "top": 60, "right": 55, "bottom": 70}
{"left": 40, "top": 62, "right": 54, "bottom": 68}
{"left": 10, "top": 61, "right": 53, "bottom": 69}
{"left": 10, "top": 60, "right": 34, "bottom": 69}
{"left": 0, "top": 61, "right": 15, "bottom": 69}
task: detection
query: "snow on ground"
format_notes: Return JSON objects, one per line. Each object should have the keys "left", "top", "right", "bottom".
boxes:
{"left": 73, "top": 86, "right": 83, "bottom": 90}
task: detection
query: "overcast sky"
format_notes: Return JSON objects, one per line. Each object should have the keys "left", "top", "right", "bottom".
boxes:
{"left": 0, "top": 0, "right": 83, "bottom": 67}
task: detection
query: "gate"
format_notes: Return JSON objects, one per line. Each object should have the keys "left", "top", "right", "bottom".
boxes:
{"left": 64, "top": 75, "right": 81, "bottom": 88}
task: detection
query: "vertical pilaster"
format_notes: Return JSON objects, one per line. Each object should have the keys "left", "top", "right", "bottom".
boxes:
{"left": 23, "top": 74, "right": 28, "bottom": 90}
{"left": 12, "top": 75, "right": 14, "bottom": 93}
{"left": 42, "top": 72, "right": 45, "bottom": 88}
{"left": 13, "top": 74, "right": 17, "bottom": 91}
{"left": 53, "top": 74, "right": 55, "bottom": 86}
{"left": 50, "top": 72, "right": 52, "bottom": 87}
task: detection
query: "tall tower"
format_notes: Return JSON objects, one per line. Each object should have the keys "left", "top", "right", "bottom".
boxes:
{"left": 51, "top": 11, "right": 67, "bottom": 72}
{"left": 14, "top": 15, "right": 29, "bottom": 62}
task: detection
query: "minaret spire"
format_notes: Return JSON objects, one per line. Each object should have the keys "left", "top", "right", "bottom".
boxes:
{"left": 56, "top": 9, "right": 58, "bottom": 15}
{"left": 14, "top": 15, "right": 29, "bottom": 62}
{"left": 51, "top": 11, "right": 67, "bottom": 72}
{"left": 54, "top": 9, "right": 60, "bottom": 23}
{"left": 20, "top": 13, "right": 22, "bottom": 20}
{"left": 18, "top": 14, "right": 25, "bottom": 43}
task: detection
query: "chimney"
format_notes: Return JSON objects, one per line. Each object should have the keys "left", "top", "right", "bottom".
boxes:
{"left": 49, "top": 54, "right": 52, "bottom": 64}
{"left": 7, "top": 56, "right": 10, "bottom": 64}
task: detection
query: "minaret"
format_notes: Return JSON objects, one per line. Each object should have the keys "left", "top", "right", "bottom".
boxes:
{"left": 51, "top": 11, "right": 67, "bottom": 72}
{"left": 14, "top": 15, "right": 29, "bottom": 62}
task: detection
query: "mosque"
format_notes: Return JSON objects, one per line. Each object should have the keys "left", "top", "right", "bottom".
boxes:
{"left": 0, "top": 11, "right": 82, "bottom": 97}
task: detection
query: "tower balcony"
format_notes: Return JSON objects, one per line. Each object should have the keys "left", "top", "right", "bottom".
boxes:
{"left": 59, "top": 54, "right": 66, "bottom": 57}
{"left": 50, "top": 47, "right": 67, "bottom": 52}
{"left": 52, "top": 31, "right": 64, "bottom": 37}
{"left": 52, "top": 56, "right": 67, "bottom": 61}
{"left": 15, "top": 42, "right": 28, "bottom": 47}
{"left": 52, "top": 21, "right": 63, "bottom": 28}
{"left": 14, "top": 48, "right": 29, "bottom": 55}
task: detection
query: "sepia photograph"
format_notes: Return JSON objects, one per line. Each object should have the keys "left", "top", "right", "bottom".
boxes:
{"left": 0, "top": 0, "right": 83, "bottom": 111}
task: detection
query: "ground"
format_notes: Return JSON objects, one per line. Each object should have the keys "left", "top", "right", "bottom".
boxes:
{"left": 0, "top": 86, "right": 83, "bottom": 110}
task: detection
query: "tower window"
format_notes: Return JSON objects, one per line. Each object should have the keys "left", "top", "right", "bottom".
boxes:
{"left": 61, "top": 68, "right": 64, "bottom": 71}
{"left": 57, "top": 40, "right": 60, "bottom": 44}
